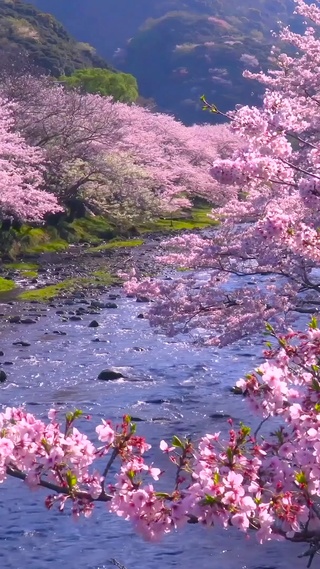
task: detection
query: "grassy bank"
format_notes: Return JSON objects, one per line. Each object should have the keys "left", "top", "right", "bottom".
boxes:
{"left": 4, "top": 262, "right": 39, "bottom": 278}
{"left": 18, "top": 271, "right": 118, "bottom": 302}
{"left": 0, "top": 216, "right": 116, "bottom": 259}
{"left": 0, "top": 206, "right": 217, "bottom": 302}
{"left": 87, "top": 239, "right": 144, "bottom": 253}
{"left": 0, "top": 276, "right": 16, "bottom": 293}
{"left": 139, "top": 207, "right": 218, "bottom": 232}
{"left": 0, "top": 206, "right": 217, "bottom": 260}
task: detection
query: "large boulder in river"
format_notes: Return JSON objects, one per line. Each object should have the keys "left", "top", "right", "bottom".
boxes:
{"left": 88, "top": 320, "right": 99, "bottom": 328}
{"left": 0, "top": 370, "right": 7, "bottom": 382}
{"left": 98, "top": 369, "right": 124, "bottom": 381}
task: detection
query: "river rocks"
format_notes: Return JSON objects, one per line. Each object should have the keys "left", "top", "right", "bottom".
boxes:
{"left": 98, "top": 369, "right": 125, "bottom": 381}
{"left": 209, "top": 412, "right": 230, "bottom": 420}
{"left": 89, "top": 300, "right": 117, "bottom": 309}
{"left": 136, "top": 296, "right": 150, "bottom": 303}
{"left": 0, "top": 350, "right": 4, "bottom": 356}
{"left": 88, "top": 320, "right": 99, "bottom": 328}
{"left": 8, "top": 315, "right": 21, "bottom": 324}
{"left": 73, "top": 292, "right": 86, "bottom": 299}
{"left": 76, "top": 307, "right": 87, "bottom": 314}
{"left": 69, "top": 315, "right": 82, "bottom": 321}
{"left": 53, "top": 330, "right": 67, "bottom": 336}
{"left": 91, "top": 300, "right": 106, "bottom": 309}
{"left": 137, "top": 313, "right": 144, "bottom": 319}
{"left": 0, "top": 370, "right": 7, "bottom": 382}
{"left": 132, "top": 347, "right": 145, "bottom": 352}
{"left": 9, "top": 316, "right": 37, "bottom": 324}
{"left": 13, "top": 341, "right": 31, "bottom": 347}
{"left": 230, "top": 385, "right": 244, "bottom": 395}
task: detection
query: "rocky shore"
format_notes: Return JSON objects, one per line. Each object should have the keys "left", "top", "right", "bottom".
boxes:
{"left": 0, "top": 232, "right": 176, "bottom": 359}
{"left": 0, "top": 232, "right": 168, "bottom": 302}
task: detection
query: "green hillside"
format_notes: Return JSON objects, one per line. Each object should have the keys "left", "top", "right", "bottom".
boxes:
{"left": 0, "top": 0, "right": 111, "bottom": 76}
{"left": 28, "top": 0, "right": 296, "bottom": 121}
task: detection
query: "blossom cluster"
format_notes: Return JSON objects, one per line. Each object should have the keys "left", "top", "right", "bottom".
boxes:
{"left": 126, "top": 0, "right": 320, "bottom": 345}
{"left": 0, "top": 73, "right": 238, "bottom": 222}
{"left": 3, "top": 322, "right": 320, "bottom": 558}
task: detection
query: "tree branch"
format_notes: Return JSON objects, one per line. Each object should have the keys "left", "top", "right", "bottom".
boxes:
{"left": 6, "top": 466, "right": 112, "bottom": 503}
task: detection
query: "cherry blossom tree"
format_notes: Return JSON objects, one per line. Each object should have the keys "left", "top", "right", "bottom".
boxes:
{"left": 67, "top": 152, "right": 164, "bottom": 226}
{"left": 126, "top": 0, "right": 320, "bottom": 346}
{"left": 5, "top": 3, "right": 320, "bottom": 565}
{"left": 0, "top": 96, "right": 60, "bottom": 221}
{"left": 0, "top": 73, "right": 238, "bottom": 222}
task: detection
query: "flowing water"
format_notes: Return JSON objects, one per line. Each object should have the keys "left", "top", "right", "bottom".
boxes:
{"left": 0, "top": 291, "right": 307, "bottom": 569}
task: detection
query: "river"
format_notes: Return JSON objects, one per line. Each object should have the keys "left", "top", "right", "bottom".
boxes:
{"left": 0, "top": 289, "right": 307, "bottom": 569}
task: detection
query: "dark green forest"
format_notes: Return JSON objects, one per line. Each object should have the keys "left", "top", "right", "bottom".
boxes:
{"left": 0, "top": 0, "right": 111, "bottom": 75}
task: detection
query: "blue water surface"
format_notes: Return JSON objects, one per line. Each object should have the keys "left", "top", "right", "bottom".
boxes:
{"left": 0, "top": 292, "right": 307, "bottom": 569}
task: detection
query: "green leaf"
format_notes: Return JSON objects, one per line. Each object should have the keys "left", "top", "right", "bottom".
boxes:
{"left": 239, "top": 423, "right": 251, "bottom": 437}
{"left": 265, "top": 322, "right": 275, "bottom": 334}
{"left": 66, "top": 470, "right": 77, "bottom": 489}
{"left": 203, "top": 494, "right": 218, "bottom": 505}
{"left": 309, "top": 316, "right": 318, "bottom": 329}
{"left": 226, "top": 447, "right": 234, "bottom": 463}
{"left": 66, "top": 409, "right": 83, "bottom": 423}
{"left": 312, "top": 378, "right": 320, "bottom": 392}
{"left": 172, "top": 435, "right": 184, "bottom": 448}
{"left": 155, "top": 492, "right": 171, "bottom": 499}
{"left": 213, "top": 472, "right": 220, "bottom": 485}
{"left": 295, "top": 471, "right": 307, "bottom": 484}
{"left": 73, "top": 409, "right": 83, "bottom": 419}
{"left": 315, "top": 403, "right": 320, "bottom": 412}
{"left": 41, "top": 438, "right": 50, "bottom": 453}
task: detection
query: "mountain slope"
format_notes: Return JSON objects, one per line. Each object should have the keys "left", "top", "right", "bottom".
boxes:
{"left": 0, "top": 0, "right": 111, "bottom": 76}
{"left": 29, "top": 0, "right": 296, "bottom": 121}
{"left": 30, "top": 0, "right": 294, "bottom": 59}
